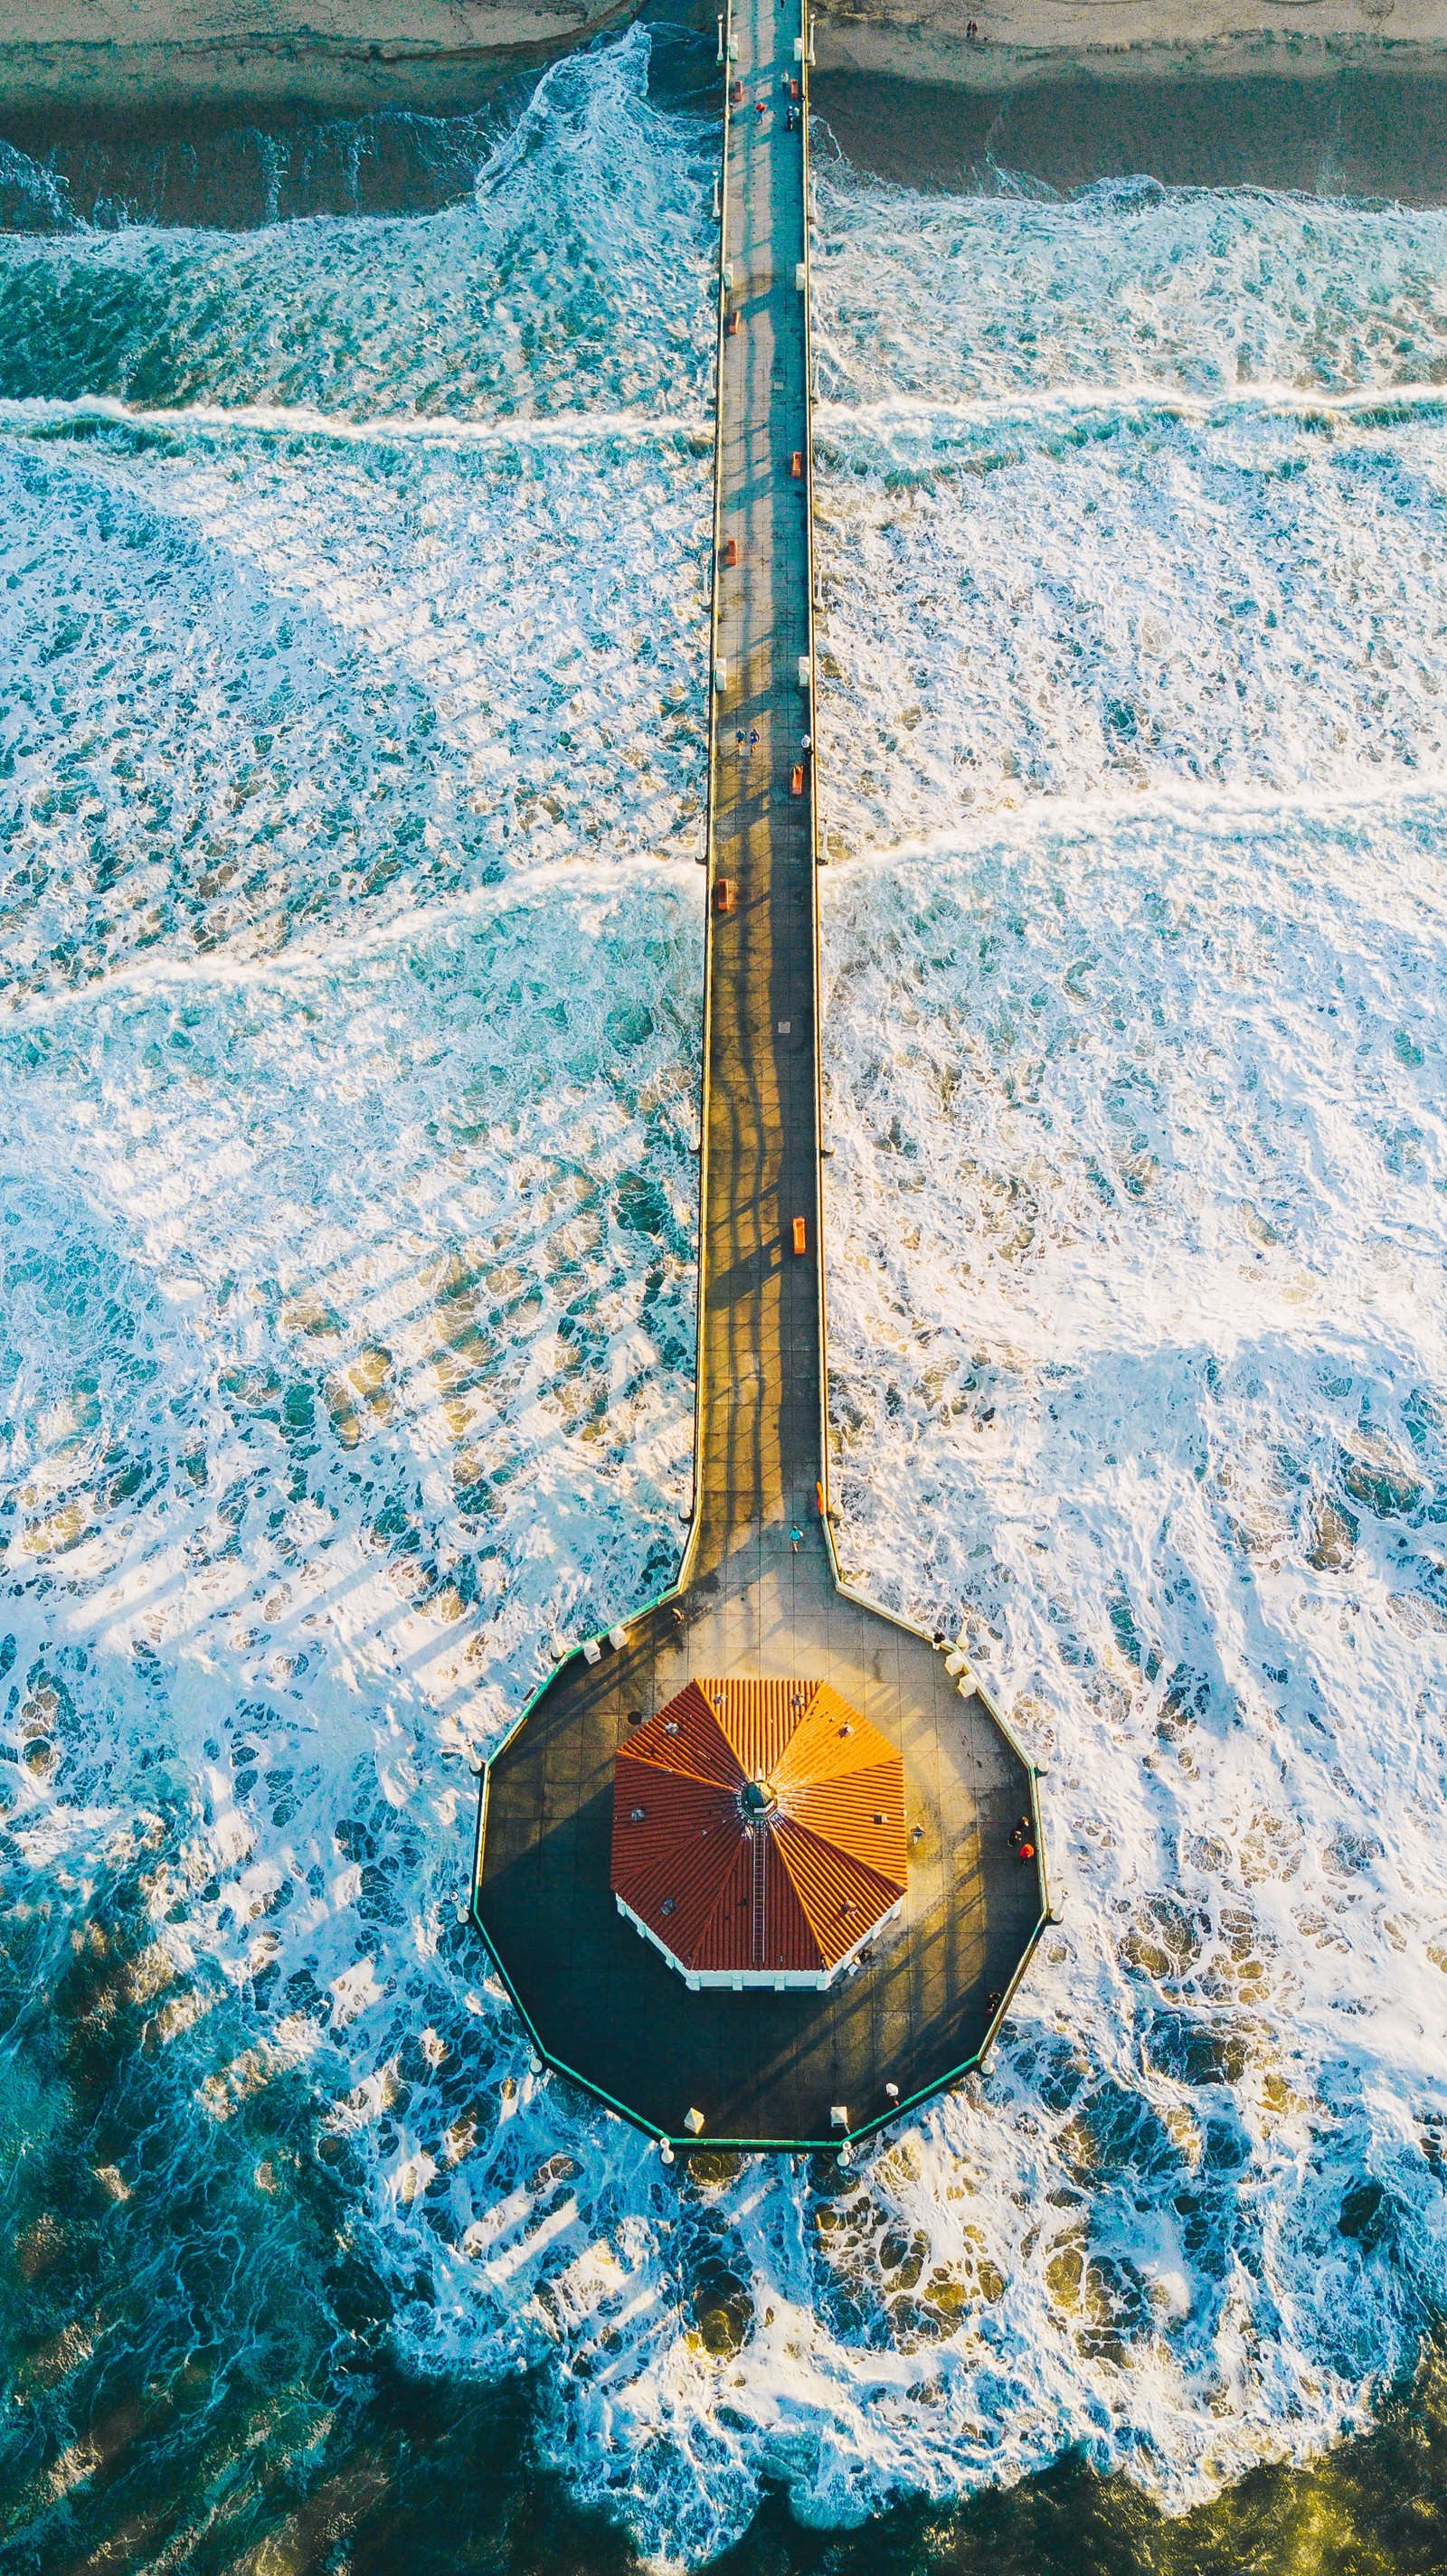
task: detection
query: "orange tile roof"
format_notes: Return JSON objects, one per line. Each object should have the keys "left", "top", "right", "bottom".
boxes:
{"left": 611, "top": 1677, "right": 907, "bottom": 1977}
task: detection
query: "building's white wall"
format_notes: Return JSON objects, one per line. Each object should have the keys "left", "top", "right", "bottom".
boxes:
{"left": 614, "top": 1893, "right": 904, "bottom": 1992}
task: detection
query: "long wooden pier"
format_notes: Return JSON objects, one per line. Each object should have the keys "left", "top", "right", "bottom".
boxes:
{"left": 470, "top": 1, "right": 1050, "bottom": 2152}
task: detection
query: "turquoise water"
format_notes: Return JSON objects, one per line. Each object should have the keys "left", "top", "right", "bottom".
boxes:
{"left": 4, "top": 22, "right": 1447, "bottom": 2571}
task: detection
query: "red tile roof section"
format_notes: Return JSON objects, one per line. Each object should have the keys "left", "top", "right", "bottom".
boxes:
{"left": 611, "top": 1678, "right": 907, "bottom": 1976}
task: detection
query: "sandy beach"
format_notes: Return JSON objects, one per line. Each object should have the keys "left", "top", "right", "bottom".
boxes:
{"left": 0, "top": 0, "right": 633, "bottom": 111}
{"left": 815, "top": 0, "right": 1447, "bottom": 90}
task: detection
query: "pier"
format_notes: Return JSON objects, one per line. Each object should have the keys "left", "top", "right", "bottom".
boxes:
{"left": 471, "top": 0, "right": 1050, "bottom": 2152}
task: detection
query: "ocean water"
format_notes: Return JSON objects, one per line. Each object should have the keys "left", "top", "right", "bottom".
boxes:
{"left": 3, "top": 24, "right": 1447, "bottom": 2574}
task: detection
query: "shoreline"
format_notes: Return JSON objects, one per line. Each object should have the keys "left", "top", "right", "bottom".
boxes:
{"left": 813, "top": 0, "right": 1447, "bottom": 92}
{"left": 0, "top": 0, "right": 635, "bottom": 115}
{"left": 0, "top": 0, "right": 1445, "bottom": 113}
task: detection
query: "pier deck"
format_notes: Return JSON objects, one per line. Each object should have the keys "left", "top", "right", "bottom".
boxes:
{"left": 472, "top": 0, "right": 1048, "bottom": 2151}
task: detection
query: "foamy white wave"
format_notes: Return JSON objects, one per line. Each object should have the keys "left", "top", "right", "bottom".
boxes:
{"left": 806, "top": 787, "right": 1447, "bottom": 2492}
{"left": 0, "top": 408, "right": 708, "bottom": 997}
{"left": 0, "top": 870, "right": 701, "bottom": 1705}
{"left": 812, "top": 391, "right": 1447, "bottom": 849}
{"left": 0, "top": 872, "right": 705, "bottom": 2546}
{"left": 0, "top": 852, "right": 671, "bottom": 1022}
{"left": 811, "top": 158, "right": 1447, "bottom": 405}
{"left": 0, "top": 137, "right": 73, "bottom": 233}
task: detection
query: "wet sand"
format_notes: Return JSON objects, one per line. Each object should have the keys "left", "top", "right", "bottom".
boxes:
{"left": 814, "top": 0, "right": 1447, "bottom": 95}
{"left": 811, "top": 57, "right": 1447, "bottom": 200}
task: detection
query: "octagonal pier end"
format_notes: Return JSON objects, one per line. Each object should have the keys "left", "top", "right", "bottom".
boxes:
{"left": 469, "top": 0, "right": 1051, "bottom": 2155}
{"left": 473, "top": 1533, "right": 1050, "bottom": 2152}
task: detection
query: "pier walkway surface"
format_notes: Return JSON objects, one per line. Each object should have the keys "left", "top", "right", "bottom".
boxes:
{"left": 472, "top": 0, "right": 1049, "bottom": 2152}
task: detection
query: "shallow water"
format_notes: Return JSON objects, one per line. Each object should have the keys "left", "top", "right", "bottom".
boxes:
{"left": 3, "top": 23, "right": 1447, "bottom": 2576}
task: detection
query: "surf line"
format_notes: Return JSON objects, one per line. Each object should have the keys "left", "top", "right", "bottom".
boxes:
{"left": 468, "top": 0, "right": 1055, "bottom": 2158}
{"left": 0, "top": 394, "right": 710, "bottom": 455}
